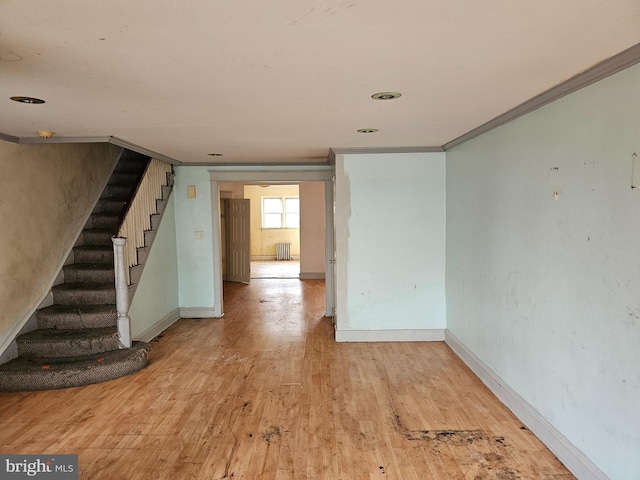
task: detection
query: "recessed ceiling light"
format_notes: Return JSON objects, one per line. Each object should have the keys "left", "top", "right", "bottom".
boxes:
{"left": 357, "top": 128, "right": 379, "bottom": 133}
{"left": 207, "top": 153, "right": 223, "bottom": 156}
{"left": 37, "top": 130, "right": 54, "bottom": 138}
{"left": 371, "top": 92, "right": 402, "bottom": 100}
{"left": 10, "top": 96, "right": 45, "bottom": 104}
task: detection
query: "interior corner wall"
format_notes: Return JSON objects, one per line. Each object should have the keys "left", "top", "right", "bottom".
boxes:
{"left": 174, "top": 166, "right": 217, "bottom": 316}
{"left": 299, "top": 182, "right": 326, "bottom": 277}
{"left": 335, "top": 152, "right": 446, "bottom": 340}
{"left": 445, "top": 63, "right": 640, "bottom": 480}
{"left": 0, "top": 141, "right": 121, "bottom": 356}
{"left": 129, "top": 194, "right": 179, "bottom": 340}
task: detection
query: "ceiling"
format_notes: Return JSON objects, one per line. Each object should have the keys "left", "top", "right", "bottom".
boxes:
{"left": 1, "top": 1, "right": 639, "bottom": 165}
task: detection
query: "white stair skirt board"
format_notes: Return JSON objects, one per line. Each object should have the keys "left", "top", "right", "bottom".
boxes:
{"left": 133, "top": 309, "right": 181, "bottom": 343}
{"left": 179, "top": 307, "right": 220, "bottom": 318}
{"left": 335, "top": 329, "right": 445, "bottom": 342}
{"left": 444, "top": 330, "right": 608, "bottom": 480}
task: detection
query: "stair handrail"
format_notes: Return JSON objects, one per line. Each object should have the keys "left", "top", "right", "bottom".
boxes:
{"left": 113, "top": 158, "right": 173, "bottom": 348}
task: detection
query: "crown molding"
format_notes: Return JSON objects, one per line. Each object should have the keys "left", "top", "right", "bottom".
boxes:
{"left": 0, "top": 134, "right": 182, "bottom": 165}
{"left": 444, "top": 42, "right": 640, "bottom": 150}
{"left": 330, "top": 146, "right": 444, "bottom": 157}
{"left": 0, "top": 132, "right": 20, "bottom": 143}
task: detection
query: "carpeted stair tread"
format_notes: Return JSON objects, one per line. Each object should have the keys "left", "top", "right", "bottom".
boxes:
{"left": 0, "top": 342, "right": 151, "bottom": 392}
{"left": 82, "top": 228, "right": 116, "bottom": 246}
{"left": 37, "top": 305, "right": 117, "bottom": 330}
{"left": 18, "top": 326, "right": 118, "bottom": 343}
{"left": 52, "top": 283, "right": 116, "bottom": 305}
{"left": 17, "top": 327, "right": 121, "bottom": 357}
{"left": 73, "top": 246, "right": 114, "bottom": 264}
{"left": 90, "top": 213, "right": 121, "bottom": 229}
{"left": 63, "top": 264, "right": 115, "bottom": 284}
{"left": 94, "top": 199, "right": 128, "bottom": 214}
{"left": 64, "top": 263, "right": 114, "bottom": 272}
{"left": 52, "top": 283, "right": 115, "bottom": 293}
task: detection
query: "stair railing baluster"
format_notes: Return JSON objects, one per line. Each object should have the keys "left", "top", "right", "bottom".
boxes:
{"left": 112, "top": 159, "right": 172, "bottom": 346}
{"left": 112, "top": 236, "right": 132, "bottom": 348}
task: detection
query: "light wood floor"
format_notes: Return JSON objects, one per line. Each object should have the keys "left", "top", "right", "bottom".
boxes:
{"left": 251, "top": 260, "right": 300, "bottom": 279}
{"left": 0, "top": 279, "right": 574, "bottom": 479}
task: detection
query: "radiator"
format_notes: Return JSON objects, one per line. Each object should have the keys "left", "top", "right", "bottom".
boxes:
{"left": 276, "top": 242, "right": 291, "bottom": 261}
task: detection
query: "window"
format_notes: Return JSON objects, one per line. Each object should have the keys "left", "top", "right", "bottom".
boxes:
{"left": 262, "top": 196, "right": 299, "bottom": 229}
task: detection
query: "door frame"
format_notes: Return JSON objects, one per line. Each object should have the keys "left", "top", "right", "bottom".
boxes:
{"left": 209, "top": 167, "right": 335, "bottom": 316}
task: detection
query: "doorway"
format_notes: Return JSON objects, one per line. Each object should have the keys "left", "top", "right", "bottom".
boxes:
{"left": 209, "top": 168, "right": 335, "bottom": 318}
{"left": 221, "top": 184, "right": 302, "bottom": 281}
{"left": 245, "top": 184, "right": 301, "bottom": 280}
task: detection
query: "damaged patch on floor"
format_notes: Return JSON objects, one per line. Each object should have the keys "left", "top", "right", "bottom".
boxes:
{"left": 262, "top": 425, "right": 282, "bottom": 444}
{"left": 394, "top": 415, "right": 522, "bottom": 479}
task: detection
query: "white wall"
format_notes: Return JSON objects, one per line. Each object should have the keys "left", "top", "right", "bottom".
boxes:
{"left": 174, "top": 166, "right": 218, "bottom": 316}
{"left": 129, "top": 195, "right": 180, "bottom": 340}
{"left": 335, "top": 152, "right": 446, "bottom": 341}
{"left": 446, "top": 63, "right": 640, "bottom": 480}
{"left": 300, "top": 182, "right": 325, "bottom": 278}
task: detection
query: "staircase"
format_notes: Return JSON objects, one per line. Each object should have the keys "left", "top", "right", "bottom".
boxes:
{"left": 0, "top": 152, "right": 167, "bottom": 392}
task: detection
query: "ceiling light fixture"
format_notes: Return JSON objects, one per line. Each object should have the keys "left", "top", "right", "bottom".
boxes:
{"left": 371, "top": 92, "right": 402, "bottom": 100}
{"left": 357, "top": 128, "right": 379, "bottom": 133}
{"left": 10, "top": 96, "right": 45, "bottom": 104}
{"left": 37, "top": 130, "right": 54, "bottom": 139}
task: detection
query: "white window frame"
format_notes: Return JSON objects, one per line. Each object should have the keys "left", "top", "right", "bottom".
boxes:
{"left": 261, "top": 196, "right": 299, "bottom": 229}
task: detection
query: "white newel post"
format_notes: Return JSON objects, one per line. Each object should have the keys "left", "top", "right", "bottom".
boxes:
{"left": 112, "top": 236, "right": 132, "bottom": 348}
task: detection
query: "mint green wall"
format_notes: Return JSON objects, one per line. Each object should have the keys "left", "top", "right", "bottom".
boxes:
{"left": 173, "top": 166, "right": 217, "bottom": 313}
{"left": 130, "top": 195, "right": 179, "bottom": 339}
{"left": 335, "top": 152, "right": 446, "bottom": 333}
{"left": 446, "top": 63, "right": 640, "bottom": 480}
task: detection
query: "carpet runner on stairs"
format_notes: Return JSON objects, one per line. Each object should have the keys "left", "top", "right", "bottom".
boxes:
{"left": 0, "top": 152, "right": 154, "bottom": 392}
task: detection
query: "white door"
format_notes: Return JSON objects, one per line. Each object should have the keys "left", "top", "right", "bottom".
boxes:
{"left": 227, "top": 199, "right": 250, "bottom": 283}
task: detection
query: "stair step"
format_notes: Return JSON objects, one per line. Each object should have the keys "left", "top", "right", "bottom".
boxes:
{"left": 105, "top": 184, "right": 135, "bottom": 198}
{"left": 0, "top": 342, "right": 151, "bottom": 392}
{"left": 94, "top": 199, "right": 127, "bottom": 214}
{"left": 73, "top": 245, "right": 113, "bottom": 264}
{"left": 81, "top": 228, "right": 114, "bottom": 246}
{"left": 52, "top": 283, "right": 115, "bottom": 306}
{"left": 37, "top": 305, "right": 117, "bottom": 330}
{"left": 17, "top": 327, "right": 121, "bottom": 357}
{"left": 90, "top": 213, "right": 121, "bottom": 230}
{"left": 63, "top": 264, "right": 114, "bottom": 284}
{"left": 110, "top": 172, "right": 142, "bottom": 185}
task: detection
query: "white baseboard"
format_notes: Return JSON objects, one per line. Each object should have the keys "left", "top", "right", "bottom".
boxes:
{"left": 335, "top": 329, "right": 445, "bottom": 342}
{"left": 133, "top": 308, "right": 181, "bottom": 343}
{"left": 299, "top": 272, "right": 325, "bottom": 280}
{"left": 444, "top": 329, "right": 609, "bottom": 480}
{"left": 180, "top": 307, "right": 220, "bottom": 318}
